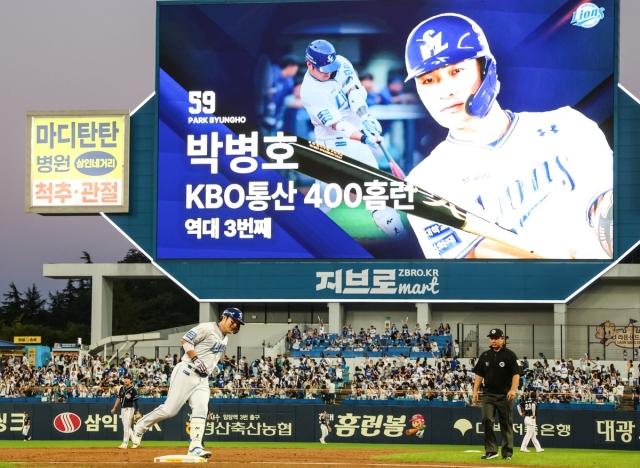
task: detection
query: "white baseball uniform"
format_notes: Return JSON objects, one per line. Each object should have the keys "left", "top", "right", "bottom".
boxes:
{"left": 519, "top": 398, "right": 542, "bottom": 452}
{"left": 406, "top": 107, "right": 612, "bottom": 259}
{"left": 300, "top": 55, "right": 406, "bottom": 238}
{"left": 133, "top": 322, "right": 228, "bottom": 453}
{"left": 319, "top": 413, "right": 330, "bottom": 443}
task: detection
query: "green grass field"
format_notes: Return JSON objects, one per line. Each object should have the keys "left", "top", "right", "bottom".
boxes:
{"left": 326, "top": 201, "right": 388, "bottom": 239}
{"left": 0, "top": 441, "right": 638, "bottom": 467}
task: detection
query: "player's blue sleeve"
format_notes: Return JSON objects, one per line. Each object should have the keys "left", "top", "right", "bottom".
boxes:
{"left": 182, "top": 329, "right": 197, "bottom": 344}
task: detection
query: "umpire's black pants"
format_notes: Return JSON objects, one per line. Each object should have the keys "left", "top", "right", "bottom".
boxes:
{"left": 482, "top": 393, "right": 513, "bottom": 457}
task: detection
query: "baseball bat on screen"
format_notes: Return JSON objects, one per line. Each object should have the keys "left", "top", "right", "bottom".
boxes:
{"left": 286, "top": 136, "right": 562, "bottom": 259}
{"left": 379, "top": 143, "right": 406, "bottom": 180}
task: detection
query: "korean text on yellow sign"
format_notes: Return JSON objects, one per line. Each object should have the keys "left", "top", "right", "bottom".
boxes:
{"left": 14, "top": 336, "right": 41, "bottom": 344}
{"left": 27, "top": 112, "right": 129, "bottom": 211}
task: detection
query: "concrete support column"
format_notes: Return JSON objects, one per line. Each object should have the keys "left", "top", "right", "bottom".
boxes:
{"left": 91, "top": 275, "right": 113, "bottom": 348}
{"left": 416, "top": 303, "right": 432, "bottom": 331}
{"left": 199, "top": 302, "right": 218, "bottom": 323}
{"left": 327, "top": 302, "right": 343, "bottom": 335}
{"left": 554, "top": 303, "right": 567, "bottom": 360}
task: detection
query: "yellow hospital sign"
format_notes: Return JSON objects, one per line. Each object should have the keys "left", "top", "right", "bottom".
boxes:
{"left": 25, "top": 110, "right": 130, "bottom": 214}
{"left": 14, "top": 336, "right": 41, "bottom": 344}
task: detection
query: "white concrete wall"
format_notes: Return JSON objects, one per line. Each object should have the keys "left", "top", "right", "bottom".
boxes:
{"left": 568, "top": 282, "right": 640, "bottom": 325}
{"left": 343, "top": 309, "right": 417, "bottom": 332}
{"left": 430, "top": 310, "right": 553, "bottom": 327}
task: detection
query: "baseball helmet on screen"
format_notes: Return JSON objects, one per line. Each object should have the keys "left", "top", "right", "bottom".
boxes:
{"left": 409, "top": 414, "right": 425, "bottom": 425}
{"left": 222, "top": 307, "right": 245, "bottom": 325}
{"left": 306, "top": 40, "right": 341, "bottom": 73}
{"left": 405, "top": 13, "right": 500, "bottom": 118}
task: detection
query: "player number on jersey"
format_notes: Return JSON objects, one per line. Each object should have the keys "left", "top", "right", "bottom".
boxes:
{"left": 188, "top": 91, "right": 216, "bottom": 115}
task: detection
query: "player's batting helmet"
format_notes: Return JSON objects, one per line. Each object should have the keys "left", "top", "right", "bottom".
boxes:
{"left": 306, "top": 40, "right": 341, "bottom": 73}
{"left": 222, "top": 307, "right": 245, "bottom": 325}
{"left": 405, "top": 13, "right": 500, "bottom": 118}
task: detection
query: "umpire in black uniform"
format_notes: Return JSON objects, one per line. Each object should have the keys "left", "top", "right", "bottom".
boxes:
{"left": 472, "top": 328, "right": 520, "bottom": 460}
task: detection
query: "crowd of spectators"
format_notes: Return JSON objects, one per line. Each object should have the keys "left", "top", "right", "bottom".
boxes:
{"left": 345, "top": 355, "right": 472, "bottom": 402}
{"left": 0, "top": 353, "right": 175, "bottom": 401}
{"left": 0, "top": 352, "right": 347, "bottom": 404}
{"left": 518, "top": 355, "right": 640, "bottom": 408}
{"left": 3, "top": 346, "right": 640, "bottom": 408}
{"left": 286, "top": 322, "right": 458, "bottom": 357}
{"left": 342, "top": 354, "right": 640, "bottom": 407}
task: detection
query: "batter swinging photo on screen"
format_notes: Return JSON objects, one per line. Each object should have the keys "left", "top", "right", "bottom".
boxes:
{"left": 404, "top": 13, "right": 613, "bottom": 259}
{"left": 301, "top": 39, "right": 408, "bottom": 241}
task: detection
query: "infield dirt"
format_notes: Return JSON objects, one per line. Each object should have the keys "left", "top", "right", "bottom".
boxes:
{"left": 0, "top": 446, "right": 551, "bottom": 468}
{"left": 2, "top": 447, "right": 402, "bottom": 468}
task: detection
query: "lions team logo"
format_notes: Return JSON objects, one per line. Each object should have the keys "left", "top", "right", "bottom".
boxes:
{"left": 418, "top": 30, "right": 448, "bottom": 60}
{"left": 499, "top": 362, "right": 505, "bottom": 368}
{"left": 571, "top": 3, "right": 605, "bottom": 29}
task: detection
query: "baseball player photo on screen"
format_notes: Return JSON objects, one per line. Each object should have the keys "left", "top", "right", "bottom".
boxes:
{"left": 404, "top": 12, "right": 613, "bottom": 260}
{"left": 155, "top": 0, "right": 614, "bottom": 261}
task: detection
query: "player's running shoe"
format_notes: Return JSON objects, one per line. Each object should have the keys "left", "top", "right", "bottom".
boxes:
{"left": 536, "top": 449, "right": 545, "bottom": 453}
{"left": 520, "top": 448, "right": 530, "bottom": 452}
{"left": 130, "top": 428, "right": 144, "bottom": 448}
{"left": 118, "top": 443, "right": 128, "bottom": 449}
{"left": 188, "top": 447, "right": 212, "bottom": 459}
{"left": 480, "top": 452, "right": 498, "bottom": 460}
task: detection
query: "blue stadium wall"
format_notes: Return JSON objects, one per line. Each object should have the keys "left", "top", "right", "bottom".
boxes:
{"left": 2, "top": 401, "right": 639, "bottom": 449}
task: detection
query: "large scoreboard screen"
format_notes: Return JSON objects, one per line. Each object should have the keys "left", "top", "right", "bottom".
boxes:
{"left": 156, "top": 0, "right": 614, "bottom": 262}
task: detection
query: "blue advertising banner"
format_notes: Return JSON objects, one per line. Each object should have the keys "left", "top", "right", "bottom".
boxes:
{"left": 3, "top": 402, "right": 640, "bottom": 450}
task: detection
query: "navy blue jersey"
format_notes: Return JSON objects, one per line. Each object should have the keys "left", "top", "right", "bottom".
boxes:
{"left": 519, "top": 398, "right": 536, "bottom": 417}
{"left": 594, "top": 386, "right": 604, "bottom": 399}
{"left": 118, "top": 385, "right": 139, "bottom": 408}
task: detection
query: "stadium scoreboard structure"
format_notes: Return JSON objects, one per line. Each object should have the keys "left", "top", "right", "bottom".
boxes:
{"left": 40, "top": 0, "right": 640, "bottom": 302}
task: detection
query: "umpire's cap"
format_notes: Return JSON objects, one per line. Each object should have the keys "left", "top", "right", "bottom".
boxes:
{"left": 487, "top": 328, "right": 504, "bottom": 338}
{"left": 222, "top": 307, "right": 245, "bottom": 325}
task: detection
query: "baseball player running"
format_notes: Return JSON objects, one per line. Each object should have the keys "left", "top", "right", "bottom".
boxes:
{"left": 404, "top": 13, "right": 613, "bottom": 260}
{"left": 22, "top": 412, "right": 31, "bottom": 441}
{"left": 130, "top": 308, "right": 245, "bottom": 458}
{"left": 518, "top": 391, "right": 544, "bottom": 453}
{"left": 319, "top": 410, "right": 331, "bottom": 444}
{"left": 300, "top": 39, "right": 407, "bottom": 240}
{"left": 111, "top": 375, "right": 141, "bottom": 449}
